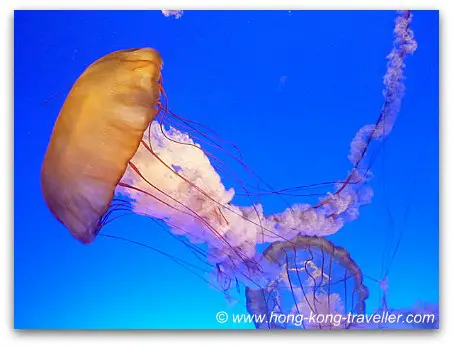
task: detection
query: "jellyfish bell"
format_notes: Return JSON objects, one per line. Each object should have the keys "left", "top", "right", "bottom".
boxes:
{"left": 41, "top": 47, "right": 163, "bottom": 244}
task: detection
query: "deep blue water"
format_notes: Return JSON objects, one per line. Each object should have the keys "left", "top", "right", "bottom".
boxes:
{"left": 14, "top": 10, "right": 438, "bottom": 329}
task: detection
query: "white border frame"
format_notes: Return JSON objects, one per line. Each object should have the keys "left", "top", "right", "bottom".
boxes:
{"left": 3, "top": 1, "right": 450, "bottom": 345}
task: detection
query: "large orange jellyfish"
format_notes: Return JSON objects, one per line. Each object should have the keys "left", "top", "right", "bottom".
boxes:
{"left": 41, "top": 48, "right": 163, "bottom": 244}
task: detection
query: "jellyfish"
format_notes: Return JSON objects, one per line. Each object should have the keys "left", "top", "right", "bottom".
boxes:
{"left": 41, "top": 48, "right": 163, "bottom": 244}
{"left": 245, "top": 236, "right": 369, "bottom": 329}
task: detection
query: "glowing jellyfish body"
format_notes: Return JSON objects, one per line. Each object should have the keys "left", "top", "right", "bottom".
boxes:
{"left": 41, "top": 48, "right": 163, "bottom": 243}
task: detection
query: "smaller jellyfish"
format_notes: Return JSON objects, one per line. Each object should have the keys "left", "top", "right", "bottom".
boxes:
{"left": 161, "top": 10, "right": 184, "bottom": 19}
{"left": 246, "top": 236, "right": 369, "bottom": 329}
